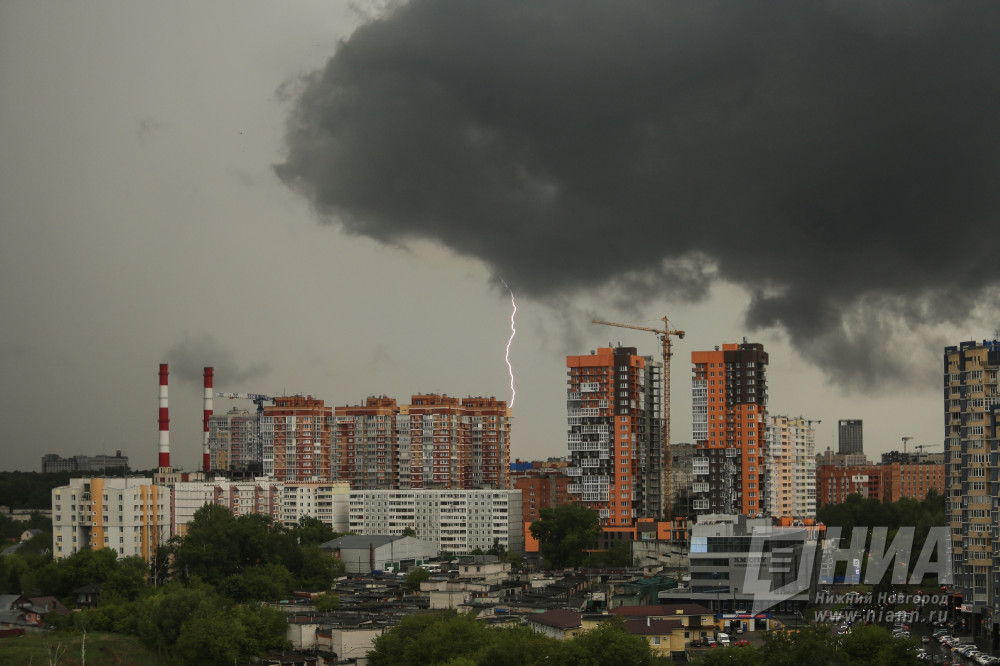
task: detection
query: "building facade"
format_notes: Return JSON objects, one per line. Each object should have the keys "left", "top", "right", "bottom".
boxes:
{"left": 944, "top": 339, "right": 1000, "bottom": 619}
{"left": 683, "top": 514, "right": 822, "bottom": 616}
{"left": 171, "top": 479, "right": 352, "bottom": 537}
{"left": 837, "top": 419, "right": 863, "bottom": 455}
{"left": 51, "top": 478, "right": 168, "bottom": 561}
{"left": 565, "top": 345, "right": 664, "bottom": 527}
{"left": 815, "top": 462, "right": 945, "bottom": 508}
{"left": 263, "top": 396, "right": 334, "bottom": 482}
{"left": 690, "top": 342, "right": 768, "bottom": 516}
{"left": 765, "top": 416, "right": 816, "bottom": 519}
{"left": 42, "top": 453, "right": 130, "bottom": 474}
{"left": 347, "top": 489, "right": 523, "bottom": 555}
{"left": 207, "top": 408, "right": 255, "bottom": 473}
{"left": 333, "top": 394, "right": 511, "bottom": 490}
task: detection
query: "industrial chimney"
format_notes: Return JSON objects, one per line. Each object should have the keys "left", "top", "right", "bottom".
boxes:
{"left": 203, "top": 367, "right": 213, "bottom": 472}
{"left": 158, "top": 363, "right": 170, "bottom": 468}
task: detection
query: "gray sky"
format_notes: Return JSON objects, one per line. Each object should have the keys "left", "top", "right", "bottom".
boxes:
{"left": 2, "top": 1, "right": 995, "bottom": 473}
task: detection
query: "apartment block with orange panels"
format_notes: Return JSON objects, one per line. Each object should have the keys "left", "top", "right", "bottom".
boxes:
{"left": 264, "top": 395, "right": 334, "bottom": 482}
{"left": 690, "top": 342, "right": 768, "bottom": 516}
{"left": 566, "top": 346, "right": 664, "bottom": 526}
{"left": 334, "top": 393, "right": 511, "bottom": 490}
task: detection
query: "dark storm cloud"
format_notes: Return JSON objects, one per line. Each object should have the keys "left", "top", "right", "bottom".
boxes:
{"left": 164, "top": 334, "right": 269, "bottom": 387}
{"left": 276, "top": 0, "right": 1000, "bottom": 389}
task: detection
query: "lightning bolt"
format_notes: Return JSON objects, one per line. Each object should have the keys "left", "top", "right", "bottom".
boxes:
{"left": 500, "top": 278, "right": 517, "bottom": 408}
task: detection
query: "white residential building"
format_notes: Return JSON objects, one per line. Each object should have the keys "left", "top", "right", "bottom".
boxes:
{"left": 765, "top": 416, "right": 817, "bottom": 519}
{"left": 51, "top": 477, "right": 168, "bottom": 561}
{"left": 172, "top": 479, "right": 350, "bottom": 537}
{"left": 348, "top": 489, "right": 523, "bottom": 554}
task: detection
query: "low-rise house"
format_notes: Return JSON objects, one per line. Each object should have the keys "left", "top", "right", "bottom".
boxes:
{"left": 526, "top": 609, "right": 585, "bottom": 640}
{"left": 623, "top": 617, "right": 686, "bottom": 657}
{"left": 611, "top": 603, "right": 715, "bottom": 652}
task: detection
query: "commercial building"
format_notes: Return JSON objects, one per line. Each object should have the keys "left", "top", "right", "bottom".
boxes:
{"left": 669, "top": 514, "right": 823, "bottom": 617}
{"left": 319, "top": 534, "right": 438, "bottom": 574}
{"left": 333, "top": 394, "right": 512, "bottom": 490}
{"left": 51, "top": 478, "right": 168, "bottom": 561}
{"left": 347, "top": 489, "right": 523, "bottom": 555}
{"left": 690, "top": 342, "right": 768, "bottom": 516}
{"left": 565, "top": 345, "right": 664, "bottom": 528}
{"left": 944, "top": 339, "right": 1000, "bottom": 622}
{"left": 765, "top": 416, "right": 816, "bottom": 519}
{"left": 263, "top": 396, "right": 335, "bottom": 482}
{"left": 837, "top": 419, "right": 863, "bottom": 455}
{"left": 41, "top": 453, "right": 130, "bottom": 474}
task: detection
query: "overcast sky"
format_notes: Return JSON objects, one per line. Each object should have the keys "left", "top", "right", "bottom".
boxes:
{"left": 3, "top": 1, "right": 997, "bottom": 473}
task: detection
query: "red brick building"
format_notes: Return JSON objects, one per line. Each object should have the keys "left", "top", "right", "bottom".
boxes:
{"left": 816, "top": 462, "right": 944, "bottom": 507}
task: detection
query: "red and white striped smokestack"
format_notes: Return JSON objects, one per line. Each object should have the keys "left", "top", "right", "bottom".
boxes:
{"left": 203, "top": 367, "right": 213, "bottom": 472}
{"left": 158, "top": 363, "right": 170, "bottom": 468}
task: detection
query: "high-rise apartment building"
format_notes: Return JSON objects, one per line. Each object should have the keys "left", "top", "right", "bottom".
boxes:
{"left": 566, "top": 345, "right": 663, "bottom": 527}
{"left": 333, "top": 394, "right": 511, "bottom": 490}
{"left": 51, "top": 478, "right": 168, "bottom": 561}
{"left": 263, "top": 396, "right": 334, "bottom": 482}
{"left": 945, "top": 339, "right": 1000, "bottom": 620}
{"left": 690, "top": 342, "right": 768, "bottom": 516}
{"left": 207, "top": 407, "right": 255, "bottom": 473}
{"left": 765, "top": 416, "right": 817, "bottom": 519}
{"left": 837, "top": 419, "right": 863, "bottom": 455}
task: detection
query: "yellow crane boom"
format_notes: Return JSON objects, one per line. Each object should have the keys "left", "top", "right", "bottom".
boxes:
{"left": 592, "top": 316, "right": 685, "bottom": 521}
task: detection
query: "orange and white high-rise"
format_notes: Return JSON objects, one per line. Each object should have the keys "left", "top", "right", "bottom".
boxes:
{"left": 566, "top": 345, "right": 664, "bottom": 526}
{"left": 690, "top": 342, "right": 768, "bottom": 516}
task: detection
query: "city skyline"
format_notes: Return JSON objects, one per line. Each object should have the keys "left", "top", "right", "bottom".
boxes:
{"left": 4, "top": 2, "right": 998, "bottom": 472}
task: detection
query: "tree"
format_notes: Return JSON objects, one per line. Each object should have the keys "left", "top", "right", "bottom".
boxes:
{"left": 291, "top": 516, "right": 337, "bottom": 546}
{"left": 171, "top": 504, "right": 240, "bottom": 583}
{"left": 368, "top": 611, "right": 496, "bottom": 666}
{"left": 401, "top": 526, "right": 417, "bottom": 537}
{"left": 405, "top": 567, "right": 430, "bottom": 592}
{"left": 102, "top": 555, "right": 150, "bottom": 602}
{"left": 559, "top": 616, "right": 655, "bottom": 665}
{"left": 315, "top": 592, "right": 340, "bottom": 612}
{"left": 529, "top": 503, "right": 601, "bottom": 568}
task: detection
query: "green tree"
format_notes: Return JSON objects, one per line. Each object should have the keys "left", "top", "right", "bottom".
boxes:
{"left": 102, "top": 555, "right": 150, "bottom": 602}
{"left": 558, "top": 616, "right": 655, "bottom": 665}
{"left": 405, "top": 567, "right": 431, "bottom": 592}
{"left": 315, "top": 592, "right": 340, "bottom": 612}
{"left": 291, "top": 515, "right": 337, "bottom": 546}
{"left": 369, "top": 611, "right": 496, "bottom": 666}
{"left": 171, "top": 503, "right": 240, "bottom": 583}
{"left": 529, "top": 503, "right": 601, "bottom": 568}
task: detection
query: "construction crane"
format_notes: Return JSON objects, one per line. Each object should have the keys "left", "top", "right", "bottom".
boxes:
{"left": 901, "top": 436, "right": 914, "bottom": 455}
{"left": 912, "top": 443, "right": 940, "bottom": 461}
{"left": 217, "top": 392, "right": 275, "bottom": 468}
{"left": 592, "top": 316, "right": 685, "bottom": 520}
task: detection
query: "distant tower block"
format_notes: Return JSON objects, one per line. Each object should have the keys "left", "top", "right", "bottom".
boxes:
{"left": 203, "top": 367, "right": 214, "bottom": 472}
{"left": 158, "top": 364, "right": 170, "bottom": 468}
